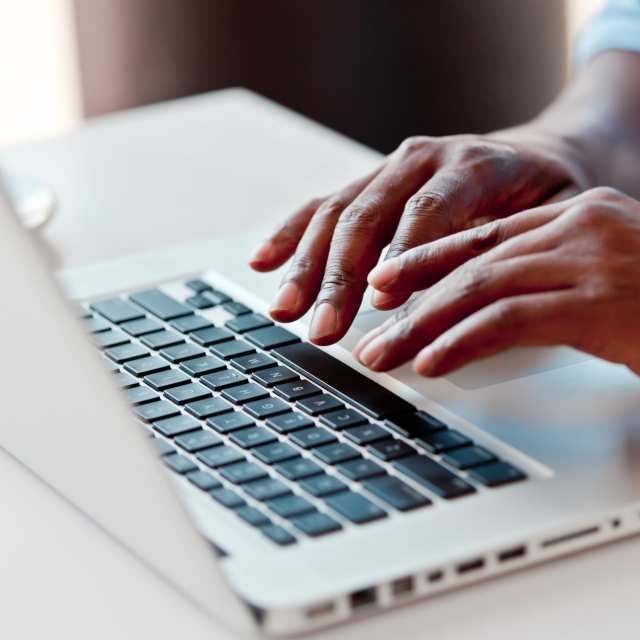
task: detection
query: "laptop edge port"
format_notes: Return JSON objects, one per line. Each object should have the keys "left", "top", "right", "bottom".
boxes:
{"left": 457, "top": 558, "right": 485, "bottom": 574}
{"left": 350, "top": 587, "right": 377, "bottom": 610}
{"left": 391, "top": 576, "right": 414, "bottom": 597}
{"left": 306, "top": 601, "right": 335, "bottom": 619}
{"left": 498, "top": 545, "right": 526, "bottom": 562}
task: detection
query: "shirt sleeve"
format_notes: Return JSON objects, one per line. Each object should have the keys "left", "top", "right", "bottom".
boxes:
{"left": 574, "top": 0, "right": 640, "bottom": 66}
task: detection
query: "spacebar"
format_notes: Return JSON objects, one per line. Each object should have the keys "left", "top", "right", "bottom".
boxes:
{"left": 271, "top": 342, "right": 415, "bottom": 420}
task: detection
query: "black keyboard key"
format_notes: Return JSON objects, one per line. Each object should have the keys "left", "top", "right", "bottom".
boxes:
{"left": 415, "top": 430, "right": 472, "bottom": 454}
{"left": 336, "top": 459, "right": 385, "bottom": 481}
{"left": 343, "top": 424, "right": 389, "bottom": 446}
{"left": 164, "top": 382, "right": 211, "bottom": 405}
{"left": 83, "top": 316, "right": 110, "bottom": 333}
{"left": 252, "top": 442, "right": 299, "bottom": 465}
{"left": 73, "top": 304, "right": 92, "bottom": 319}
{"left": 221, "top": 383, "right": 269, "bottom": 405}
{"left": 367, "top": 439, "right": 415, "bottom": 462}
{"left": 90, "top": 330, "right": 129, "bottom": 349}
{"left": 211, "top": 488, "right": 245, "bottom": 508}
{"left": 319, "top": 408, "right": 368, "bottom": 430}
{"left": 185, "top": 396, "right": 233, "bottom": 419}
{"left": 244, "top": 326, "right": 301, "bottom": 350}
{"left": 220, "top": 461, "right": 268, "bottom": 484}
{"left": 291, "top": 512, "right": 342, "bottom": 536}
{"left": 121, "top": 317, "right": 164, "bottom": 336}
{"left": 153, "top": 414, "right": 200, "bottom": 437}
{"left": 225, "top": 313, "right": 273, "bottom": 334}
{"left": 266, "top": 412, "right": 314, "bottom": 434}
{"left": 91, "top": 298, "right": 145, "bottom": 323}
{"left": 169, "top": 315, "right": 213, "bottom": 333}
{"left": 251, "top": 366, "right": 299, "bottom": 388}
{"left": 152, "top": 438, "right": 175, "bottom": 456}
{"left": 159, "top": 343, "right": 205, "bottom": 363}
{"left": 185, "top": 278, "right": 213, "bottom": 293}
{"left": 175, "top": 429, "right": 222, "bottom": 452}
{"left": 275, "top": 458, "right": 323, "bottom": 480}
{"left": 289, "top": 427, "right": 337, "bottom": 449}
{"left": 186, "top": 294, "right": 213, "bottom": 309}
{"left": 101, "top": 357, "right": 120, "bottom": 373}
{"left": 313, "top": 442, "right": 360, "bottom": 465}
{"left": 273, "top": 380, "right": 322, "bottom": 402}
{"left": 267, "top": 495, "right": 316, "bottom": 518}
{"left": 362, "top": 475, "right": 432, "bottom": 511}
{"left": 272, "top": 342, "right": 415, "bottom": 420}
{"left": 211, "top": 340, "right": 256, "bottom": 360}
{"left": 223, "top": 301, "right": 252, "bottom": 316}
{"left": 123, "top": 386, "right": 159, "bottom": 405}
{"left": 299, "top": 474, "right": 348, "bottom": 497}
{"left": 144, "top": 369, "right": 191, "bottom": 391}
{"left": 140, "top": 330, "right": 184, "bottom": 350}
{"left": 186, "top": 469, "right": 222, "bottom": 491}
{"left": 235, "top": 506, "right": 271, "bottom": 527}
{"left": 468, "top": 462, "right": 526, "bottom": 487}
{"left": 129, "top": 289, "right": 193, "bottom": 320}
{"left": 113, "top": 371, "right": 139, "bottom": 389}
{"left": 230, "top": 353, "right": 278, "bottom": 374}
{"left": 191, "top": 326, "right": 234, "bottom": 346}
{"left": 393, "top": 455, "right": 476, "bottom": 499}
{"left": 207, "top": 411, "right": 255, "bottom": 433}
{"left": 385, "top": 412, "right": 448, "bottom": 439}
{"left": 197, "top": 445, "right": 245, "bottom": 468}
{"left": 296, "top": 394, "right": 344, "bottom": 416}
{"left": 261, "top": 524, "right": 296, "bottom": 545}
{"left": 243, "top": 397, "right": 290, "bottom": 420}
{"left": 133, "top": 400, "right": 180, "bottom": 422}
{"left": 202, "top": 289, "right": 232, "bottom": 305}
{"left": 180, "top": 355, "right": 226, "bottom": 377}
{"left": 324, "top": 491, "right": 387, "bottom": 523}
{"left": 164, "top": 453, "right": 198, "bottom": 474}
{"left": 105, "top": 343, "right": 150, "bottom": 363}
{"left": 229, "top": 426, "right": 277, "bottom": 449}
{"left": 243, "top": 477, "right": 291, "bottom": 501}
{"left": 124, "top": 356, "right": 170, "bottom": 377}
{"left": 442, "top": 445, "right": 498, "bottom": 469}
{"left": 201, "top": 369, "right": 247, "bottom": 391}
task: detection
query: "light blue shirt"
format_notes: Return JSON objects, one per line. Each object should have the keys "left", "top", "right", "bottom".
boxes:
{"left": 575, "top": 0, "right": 640, "bottom": 65}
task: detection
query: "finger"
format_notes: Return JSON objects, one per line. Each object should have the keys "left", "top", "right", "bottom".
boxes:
{"left": 370, "top": 290, "right": 411, "bottom": 310}
{"left": 249, "top": 197, "right": 327, "bottom": 272}
{"left": 307, "top": 146, "right": 442, "bottom": 343}
{"left": 368, "top": 198, "right": 571, "bottom": 294}
{"left": 414, "top": 290, "right": 585, "bottom": 376}
{"left": 267, "top": 171, "right": 380, "bottom": 322}
{"left": 356, "top": 252, "right": 576, "bottom": 372}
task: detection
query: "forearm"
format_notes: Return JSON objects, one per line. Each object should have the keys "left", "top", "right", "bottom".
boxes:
{"left": 495, "top": 51, "right": 640, "bottom": 199}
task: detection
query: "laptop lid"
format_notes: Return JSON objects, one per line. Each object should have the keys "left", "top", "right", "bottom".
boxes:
{"left": 0, "top": 176, "right": 256, "bottom": 634}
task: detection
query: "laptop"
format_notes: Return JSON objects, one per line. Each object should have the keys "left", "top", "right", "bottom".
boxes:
{"left": 2, "top": 162, "right": 640, "bottom": 636}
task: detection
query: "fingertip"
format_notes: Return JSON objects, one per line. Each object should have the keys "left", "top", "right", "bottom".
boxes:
{"left": 413, "top": 348, "right": 436, "bottom": 377}
{"left": 352, "top": 327, "right": 381, "bottom": 362}
{"left": 248, "top": 240, "right": 276, "bottom": 270}
{"left": 371, "top": 290, "right": 408, "bottom": 310}
{"left": 367, "top": 258, "right": 400, "bottom": 290}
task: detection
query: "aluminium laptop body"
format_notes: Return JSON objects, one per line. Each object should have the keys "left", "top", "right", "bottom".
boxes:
{"left": 2, "top": 164, "right": 640, "bottom": 636}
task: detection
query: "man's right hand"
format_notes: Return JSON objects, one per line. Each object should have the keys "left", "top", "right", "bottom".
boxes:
{"left": 249, "top": 130, "right": 588, "bottom": 345}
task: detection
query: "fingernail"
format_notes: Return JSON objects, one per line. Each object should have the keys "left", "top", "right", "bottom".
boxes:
{"left": 371, "top": 290, "right": 397, "bottom": 308}
{"left": 309, "top": 302, "right": 337, "bottom": 341}
{"left": 353, "top": 327, "right": 381, "bottom": 361}
{"left": 248, "top": 240, "right": 275, "bottom": 265}
{"left": 269, "top": 282, "right": 299, "bottom": 314}
{"left": 368, "top": 258, "right": 400, "bottom": 290}
{"left": 358, "top": 334, "right": 386, "bottom": 367}
{"left": 414, "top": 348, "right": 435, "bottom": 376}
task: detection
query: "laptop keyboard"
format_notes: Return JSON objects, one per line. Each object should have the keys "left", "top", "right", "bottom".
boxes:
{"left": 79, "top": 278, "right": 527, "bottom": 547}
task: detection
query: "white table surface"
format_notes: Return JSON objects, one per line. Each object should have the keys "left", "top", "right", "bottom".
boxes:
{"left": 2, "top": 88, "right": 640, "bottom": 640}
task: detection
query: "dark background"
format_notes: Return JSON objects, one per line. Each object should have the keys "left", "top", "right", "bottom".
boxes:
{"left": 73, "top": 0, "right": 567, "bottom": 154}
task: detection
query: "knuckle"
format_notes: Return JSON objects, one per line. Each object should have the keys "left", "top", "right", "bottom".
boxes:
{"left": 493, "top": 299, "right": 528, "bottom": 331}
{"left": 397, "top": 135, "right": 431, "bottom": 156}
{"left": 317, "top": 196, "right": 351, "bottom": 221}
{"left": 338, "top": 198, "right": 384, "bottom": 228}
{"left": 287, "top": 252, "right": 318, "bottom": 278}
{"left": 466, "top": 220, "right": 502, "bottom": 254}
{"left": 455, "top": 267, "right": 491, "bottom": 302}
{"left": 586, "top": 186, "right": 624, "bottom": 202}
{"left": 321, "top": 259, "right": 360, "bottom": 292}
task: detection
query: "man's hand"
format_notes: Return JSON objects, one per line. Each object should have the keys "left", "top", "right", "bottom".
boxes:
{"left": 249, "top": 131, "right": 586, "bottom": 345}
{"left": 352, "top": 188, "right": 640, "bottom": 378}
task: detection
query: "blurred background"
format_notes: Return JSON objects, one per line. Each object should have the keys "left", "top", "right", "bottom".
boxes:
{"left": 0, "top": 0, "right": 606, "bottom": 152}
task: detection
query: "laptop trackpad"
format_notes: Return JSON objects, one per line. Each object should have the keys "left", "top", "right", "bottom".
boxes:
{"left": 352, "top": 309, "right": 594, "bottom": 390}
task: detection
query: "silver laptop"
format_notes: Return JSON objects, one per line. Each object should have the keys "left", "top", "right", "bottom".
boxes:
{"left": 2, "top": 170, "right": 640, "bottom": 637}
